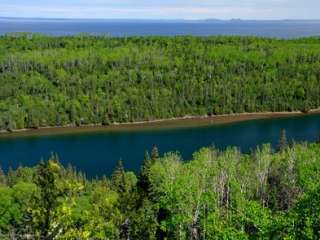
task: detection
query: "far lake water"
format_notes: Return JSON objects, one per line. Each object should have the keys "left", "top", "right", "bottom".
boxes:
{"left": 1, "top": 19, "right": 320, "bottom": 38}
{"left": 0, "top": 114, "right": 319, "bottom": 178}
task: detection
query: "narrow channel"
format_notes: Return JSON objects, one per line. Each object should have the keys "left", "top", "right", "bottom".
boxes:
{"left": 0, "top": 114, "right": 319, "bottom": 178}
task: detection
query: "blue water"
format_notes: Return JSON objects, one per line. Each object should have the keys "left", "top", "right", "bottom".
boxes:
{"left": 0, "top": 114, "right": 319, "bottom": 178}
{"left": 1, "top": 19, "right": 320, "bottom": 38}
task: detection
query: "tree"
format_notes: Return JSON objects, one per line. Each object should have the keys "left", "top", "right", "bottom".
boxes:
{"left": 278, "top": 129, "right": 288, "bottom": 151}
{"left": 0, "top": 167, "right": 6, "bottom": 186}
{"left": 111, "top": 160, "right": 137, "bottom": 236}
{"left": 254, "top": 144, "right": 272, "bottom": 207}
{"left": 54, "top": 186, "right": 121, "bottom": 239}
{"left": 0, "top": 187, "right": 20, "bottom": 232}
{"left": 138, "top": 151, "right": 154, "bottom": 199}
{"left": 111, "top": 160, "right": 126, "bottom": 193}
{"left": 292, "top": 186, "right": 320, "bottom": 239}
{"left": 151, "top": 146, "right": 160, "bottom": 161}
{"left": 32, "top": 154, "right": 64, "bottom": 239}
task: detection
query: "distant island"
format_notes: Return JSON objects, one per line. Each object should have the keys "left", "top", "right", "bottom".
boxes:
{"left": 0, "top": 34, "right": 320, "bottom": 132}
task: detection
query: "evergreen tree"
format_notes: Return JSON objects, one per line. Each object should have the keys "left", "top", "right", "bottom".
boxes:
{"left": 111, "top": 160, "right": 136, "bottom": 211}
{"left": 138, "top": 151, "right": 153, "bottom": 199}
{"left": 151, "top": 146, "right": 159, "bottom": 161}
{"left": 138, "top": 147, "right": 160, "bottom": 200}
{"left": 111, "top": 160, "right": 126, "bottom": 193}
{"left": 278, "top": 129, "right": 288, "bottom": 151}
{"left": 33, "top": 155, "right": 63, "bottom": 239}
{"left": 0, "top": 166, "right": 6, "bottom": 186}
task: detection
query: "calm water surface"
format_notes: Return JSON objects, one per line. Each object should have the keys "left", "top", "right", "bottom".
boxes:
{"left": 0, "top": 114, "right": 319, "bottom": 178}
{"left": 1, "top": 19, "right": 320, "bottom": 38}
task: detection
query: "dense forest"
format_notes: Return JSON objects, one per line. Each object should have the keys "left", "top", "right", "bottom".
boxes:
{"left": 0, "top": 139, "right": 320, "bottom": 239}
{"left": 1, "top": 34, "right": 320, "bottom": 131}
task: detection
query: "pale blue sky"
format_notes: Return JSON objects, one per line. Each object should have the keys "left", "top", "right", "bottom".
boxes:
{"left": 0, "top": 0, "right": 319, "bottom": 20}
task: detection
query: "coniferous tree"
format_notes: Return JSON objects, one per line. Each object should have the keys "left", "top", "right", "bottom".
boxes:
{"left": 0, "top": 167, "right": 6, "bottom": 186}
{"left": 138, "top": 151, "right": 153, "bottom": 199}
{"left": 138, "top": 146, "right": 160, "bottom": 200}
{"left": 33, "top": 155, "right": 63, "bottom": 239}
{"left": 111, "top": 160, "right": 126, "bottom": 193}
{"left": 151, "top": 146, "right": 159, "bottom": 161}
{"left": 279, "top": 129, "right": 288, "bottom": 151}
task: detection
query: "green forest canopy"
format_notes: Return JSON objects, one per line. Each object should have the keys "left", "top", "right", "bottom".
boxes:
{"left": 1, "top": 141, "right": 320, "bottom": 239}
{"left": 1, "top": 34, "right": 320, "bottom": 131}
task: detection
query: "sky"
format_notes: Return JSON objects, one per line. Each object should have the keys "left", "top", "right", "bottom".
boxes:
{"left": 0, "top": 0, "right": 319, "bottom": 20}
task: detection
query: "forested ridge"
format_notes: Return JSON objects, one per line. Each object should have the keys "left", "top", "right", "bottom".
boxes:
{"left": 1, "top": 139, "right": 320, "bottom": 239}
{"left": 1, "top": 34, "right": 320, "bottom": 131}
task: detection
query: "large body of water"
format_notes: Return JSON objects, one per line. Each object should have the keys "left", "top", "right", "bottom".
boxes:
{"left": 1, "top": 19, "right": 320, "bottom": 38}
{"left": 0, "top": 114, "right": 319, "bottom": 178}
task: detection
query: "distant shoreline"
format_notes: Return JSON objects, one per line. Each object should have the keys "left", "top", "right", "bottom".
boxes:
{"left": 1, "top": 109, "right": 319, "bottom": 138}
{"left": 1, "top": 17, "right": 320, "bottom": 22}
{"left": 1, "top": 21, "right": 320, "bottom": 39}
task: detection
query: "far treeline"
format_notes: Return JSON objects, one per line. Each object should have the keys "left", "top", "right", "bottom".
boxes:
{"left": 1, "top": 140, "right": 320, "bottom": 239}
{"left": 1, "top": 34, "right": 320, "bottom": 131}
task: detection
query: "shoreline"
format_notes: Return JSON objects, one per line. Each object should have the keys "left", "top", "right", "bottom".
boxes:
{"left": 1, "top": 109, "right": 320, "bottom": 138}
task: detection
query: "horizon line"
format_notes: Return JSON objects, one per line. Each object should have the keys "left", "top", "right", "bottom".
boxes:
{"left": 1, "top": 16, "right": 320, "bottom": 22}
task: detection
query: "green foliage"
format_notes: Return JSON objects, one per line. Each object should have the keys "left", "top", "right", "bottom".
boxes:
{"left": 7, "top": 166, "right": 35, "bottom": 186}
{"left": 1, "top": 35, "right": 320, "bottom": 131}
{"left": 31, "top": 156, "right": 65, "bottom": 238}
{"left": 55, "top": 186, "right": 121, "bottom": 239}
{"left": 291, "top": 185, "right": 320, "bottom": 239}
{"left": 0, "top": 182, "right": 37, "bottom": 234}
{"left": 0, "top": 187, "right": 21, "bottom": 231}
{"left": 0, "top": 142, "right": 320, "bottom": 238}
